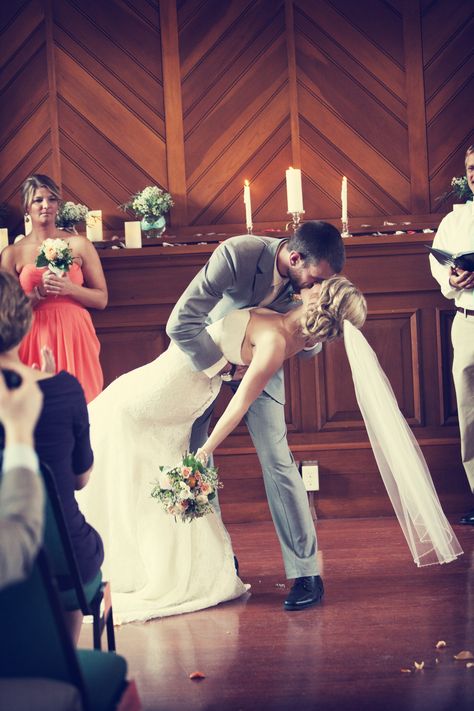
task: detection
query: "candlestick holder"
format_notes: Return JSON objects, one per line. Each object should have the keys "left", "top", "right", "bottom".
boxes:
{"left": 341, "top": 219, "right": 351, "bottom": 238}
{"left": 286, "top": 211, "right": 304, "bottom": 232}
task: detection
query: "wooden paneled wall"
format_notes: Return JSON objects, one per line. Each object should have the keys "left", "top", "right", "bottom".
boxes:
{"left": 92, "top": 236, "right": 471, "bottom": 522}
{"left": 1, "top": 0, "right": 473, "bottom": 233}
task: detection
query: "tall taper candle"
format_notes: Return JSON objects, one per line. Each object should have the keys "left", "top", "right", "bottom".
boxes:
{"left": 124, "top": 221, "right": 142, "bottom": 248}
{"left": 243, "top": 180, "right": 253, "bottom": 232}
{"left": 86, "top": 210, "right": 103, "bottom": 242}
{"left": 286, "top": 167, "right": 304, "bottom": 214}
{"left": 341, "top": 176, "right": 348, "bottom": 223}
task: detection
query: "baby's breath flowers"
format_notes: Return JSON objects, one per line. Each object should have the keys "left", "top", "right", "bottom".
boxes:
{"left": 56, "top": 201, "right": 89, "bottom": 231}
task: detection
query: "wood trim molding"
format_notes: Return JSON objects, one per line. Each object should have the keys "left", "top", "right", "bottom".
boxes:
{"left": 284, "top": 0, "right": 301, "bottom": 167}
{"left": 159, "top": 0, "right": 187, "bottom": 225}
{"left": 403, "top": 0, "right": 429, "bottom": 213}
{"left": 44, "top": 0, "right": 61, "bottom": 187}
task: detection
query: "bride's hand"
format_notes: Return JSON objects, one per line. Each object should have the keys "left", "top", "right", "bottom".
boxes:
{"left": 195, "top": 448, "right": 209, "bottom": 466}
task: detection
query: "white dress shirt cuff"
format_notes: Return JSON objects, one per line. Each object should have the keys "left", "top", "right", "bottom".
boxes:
{"left": 2, "top": 444, "right": 39, "bottom": 474}
{"left": 203, "top": 356, "right": 228, "bottom": 379}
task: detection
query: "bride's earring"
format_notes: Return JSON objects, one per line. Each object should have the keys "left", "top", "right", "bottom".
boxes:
{"left": 24, "top": 213, "right": 30, "bottom": 222}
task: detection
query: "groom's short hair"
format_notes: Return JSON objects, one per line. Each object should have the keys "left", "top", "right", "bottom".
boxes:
{"left": 287, "top": 221, "right": 345, "bottom": 273}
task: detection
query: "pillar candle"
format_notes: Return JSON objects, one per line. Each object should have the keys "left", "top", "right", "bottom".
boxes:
{"left": 341, "top": 176, "right": 348, "bottom": 223}
{"left": 243, "top": 180, "right": 252, "bottom": 231}
{"left": 0, "top": 228, "right": 8, "bottom": 252}
{"left": 286, "top": 167, "right": 304, "bottom": 213}
{"left": 24, "top": 215, "right": 32, "bottom": 236}
{"left": 124, "top": 221, "right": 142, "bottom": 248}
{"left": 86, "top": 210, "right": 103, "bottom": 241}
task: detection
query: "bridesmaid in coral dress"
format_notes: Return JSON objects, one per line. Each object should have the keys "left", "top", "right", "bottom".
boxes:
{"left": 1, "top": 174, "right": 108, "bottom": 403}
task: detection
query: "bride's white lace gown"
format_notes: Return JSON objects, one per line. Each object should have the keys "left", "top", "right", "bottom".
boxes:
{"left": 77, "top": 311, "right": 251, "bottom": 623}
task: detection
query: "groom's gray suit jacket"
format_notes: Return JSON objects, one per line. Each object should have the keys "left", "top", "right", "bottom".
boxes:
{"left": 166, "top": 235, "right": 320, "bottom": 404}
{"left": 166, "top": 235, "right": 314, "bottom": 404}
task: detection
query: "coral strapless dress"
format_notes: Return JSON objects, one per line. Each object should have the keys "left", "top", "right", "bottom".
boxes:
{"left": 19, "top": 263, "right": 103, "bottom": 403}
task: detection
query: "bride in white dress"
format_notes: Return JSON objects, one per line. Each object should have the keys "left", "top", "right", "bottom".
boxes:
{"left": 77, "top": 276, "right": 366, "bottom": 623}
{"left": 78, "top": 274, "right": 462, "bottom": 624}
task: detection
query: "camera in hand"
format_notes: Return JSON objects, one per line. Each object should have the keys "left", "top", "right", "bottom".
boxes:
{"left": 2, "top": 369, "right": 22, "bottom": 389}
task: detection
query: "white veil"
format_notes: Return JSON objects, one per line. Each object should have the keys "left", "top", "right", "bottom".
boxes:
{"left": 343, "top": 320, "right": 463, "bottom": 567}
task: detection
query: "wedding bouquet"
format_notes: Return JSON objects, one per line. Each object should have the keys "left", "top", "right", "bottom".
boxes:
{"left": 151, "top": 452, "right": 221, "bottom": 523}
{"left": 56, "top": 201, "right": 89, "bottom": 231}
{"left": 35, "top": 238, "right": 74, "bottom": 276}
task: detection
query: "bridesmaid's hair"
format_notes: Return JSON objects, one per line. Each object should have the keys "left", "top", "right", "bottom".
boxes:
{"left": 302, "top": 275, "right": 367, "bottom": 342}
{"left": 286, "top": 221, "right": 345, "bottom": 273}
{"left": 21, "top": 174, "right": 61, "bottom": 213}
{"left": 0, "top": 270, "right": 32, "bottom": 352}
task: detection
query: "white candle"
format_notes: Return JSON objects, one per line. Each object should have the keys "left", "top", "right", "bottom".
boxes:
{"left": 0, "top": 228, "right": 9, "bottom": 252}
{"left": 286, "top": 167, "right": 304, "bottom": 214}
{"left": 86, "top": 210, "right": 103, "bottom": 241}
{"left": 243, "top": 180, "right": 252, "bottom": 232}
{"left": 124, "top": 221, "right": 142, "bottom": 248}
{"left": 341, "top": 176, "right": 348, "bottom": 223}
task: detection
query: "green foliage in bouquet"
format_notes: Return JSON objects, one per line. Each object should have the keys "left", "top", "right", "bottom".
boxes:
{"left": 151, "top": 452, "right": 221, "bottom": 523}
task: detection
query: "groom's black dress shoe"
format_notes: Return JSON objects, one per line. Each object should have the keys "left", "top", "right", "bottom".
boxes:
{"left": 284, "top": 575, "right": 324, "bottom": 611}
{"left": 459, "top": 509, "right": 474, "bottom": 525}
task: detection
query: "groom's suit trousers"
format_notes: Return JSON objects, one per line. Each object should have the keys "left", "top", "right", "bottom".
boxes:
{"left": 190, "top": 388, "right": 319, "bottom": 579}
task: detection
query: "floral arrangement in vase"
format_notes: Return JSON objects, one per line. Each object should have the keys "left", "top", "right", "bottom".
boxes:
{"left": 437, "top": 175, "right": 472, "bottom": 206}
{"left": 56, "top": 201, "right": 89, "bottom": 233}
{"left": 150, "top": 452, "right": 221, "bottom": 522}
{"left": 120, "top": 185, "right": 174, "bottom": 238}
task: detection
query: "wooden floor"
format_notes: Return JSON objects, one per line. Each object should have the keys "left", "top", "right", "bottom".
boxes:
{"left": 79, "top": 516, "right": 474, "bottom": 711}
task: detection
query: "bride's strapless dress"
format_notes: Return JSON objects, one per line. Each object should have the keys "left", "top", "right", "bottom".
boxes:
{"left": 77, "top": 310, "right": 251, "bottom": 623}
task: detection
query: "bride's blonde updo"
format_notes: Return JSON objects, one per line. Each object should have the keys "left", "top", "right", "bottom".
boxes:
{"left": 302, "top": 275, "right": 367, "bottom": 342}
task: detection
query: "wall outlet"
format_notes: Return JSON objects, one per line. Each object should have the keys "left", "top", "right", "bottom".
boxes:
{"left": 301, "top": 461, "right": 319, "bottom": 491}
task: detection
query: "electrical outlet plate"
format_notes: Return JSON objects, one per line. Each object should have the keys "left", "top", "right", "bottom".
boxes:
{"left": 301, "top": 462, "right": 319, "bottom": 491}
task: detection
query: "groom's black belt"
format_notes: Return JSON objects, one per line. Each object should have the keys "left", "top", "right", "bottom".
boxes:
{"left": 456, "top": 307, "right": 474, "bottom": 317}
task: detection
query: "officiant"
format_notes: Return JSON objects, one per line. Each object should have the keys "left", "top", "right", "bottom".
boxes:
{"left": 429, "top": 144, "right": 474, "bottom": 525}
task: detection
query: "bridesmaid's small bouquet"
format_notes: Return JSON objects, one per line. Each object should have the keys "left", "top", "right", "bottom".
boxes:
{"left": 35, "top": 238, "right": 74, "bottom": 276}
{"left": 151, "top": 452, "right": 221, "bottom": 523}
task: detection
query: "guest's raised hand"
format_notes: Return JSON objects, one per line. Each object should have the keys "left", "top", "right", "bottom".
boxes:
{"left": 40, "top": 345, "right": 56, "bottom": 373}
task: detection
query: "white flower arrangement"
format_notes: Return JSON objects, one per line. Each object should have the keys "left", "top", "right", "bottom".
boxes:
{"left": 56, "top": 201, "right": 89, "bottom": 230}
{"left": 150, "top": 452, "right": 221, "bottom": 523}
{"left": 35, "top": 238, "right": 74, "bottom": 275}
{"left": 121, "top": 186, "right": 174, "bottom": 222}
{"left": 450, "top": 176, "right": 472, "bottom": 202}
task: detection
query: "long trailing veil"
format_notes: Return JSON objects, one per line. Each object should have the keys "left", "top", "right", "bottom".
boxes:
{"left": 343, "top": 320, "right": 463, "bottom": 567}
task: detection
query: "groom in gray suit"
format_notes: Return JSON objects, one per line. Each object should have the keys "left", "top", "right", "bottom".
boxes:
{"left": 167, "top": 221, "right": 345, "bottom": 610}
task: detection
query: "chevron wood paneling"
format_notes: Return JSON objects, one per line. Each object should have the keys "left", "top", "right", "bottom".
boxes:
{"left": 422, "top": 0, "right": 474, "bottom": 209}
{"left": 1, "top": 0, "right": 473, "bottom": 236}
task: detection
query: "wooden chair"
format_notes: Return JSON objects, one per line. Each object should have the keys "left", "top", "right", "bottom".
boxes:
{"left": 40, "top": 462, "right": 115, "bottom": 651}
{"left": 0, "top": 548, "right": 140, "bottom": 711}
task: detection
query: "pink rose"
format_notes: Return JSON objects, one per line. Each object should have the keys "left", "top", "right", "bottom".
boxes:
{"left": 200, "top": 482, "right": 213, "bottom": 495}
{"left": 181, "top": 466, "right": 192, "bottom": 479}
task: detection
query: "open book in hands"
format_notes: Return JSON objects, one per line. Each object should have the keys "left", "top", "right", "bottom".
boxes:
{"left": 426, "top": 245, "right": 474, "bottom": 272}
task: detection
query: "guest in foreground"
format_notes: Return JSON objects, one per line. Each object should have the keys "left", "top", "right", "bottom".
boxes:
{"left": 167, "top": 222, "right": 345, "bottom": 611}
{"left": 0, "top": 367, "right": 44, "bottom": 589}
{"left": 0, "top": 270, "right": 104, "bottom": 643}
{"left": 430, "top": 144, "right": 474, "bottom": 525}
{"left": 77, "top": 276, "right": 367, "bottom": 623}
{"left": 0, "top": 174, "right": 107, "bottom": 403}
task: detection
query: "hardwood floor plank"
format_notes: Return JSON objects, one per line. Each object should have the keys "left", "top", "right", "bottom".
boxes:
{"left": 79, "top": 517, "right": 474, "bottom": 710}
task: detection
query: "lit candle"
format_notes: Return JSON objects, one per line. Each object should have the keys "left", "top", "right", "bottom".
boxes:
{"left": 243, "top": 180, "right": 252, "bottom": 232}
{"left": 124, "top": 221, "right": 142, "bottom": 248}
{"left": 341, "top": 176, "right": 348, "bottom": 223}
{"left": 86, "top": 210, "right": 103, "bottom": 241}
{"left": 286, "top": 167, "right": 304, "bottom": 214}
{"left": 0, "top": 228, "right": 8, "bottom": 252}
